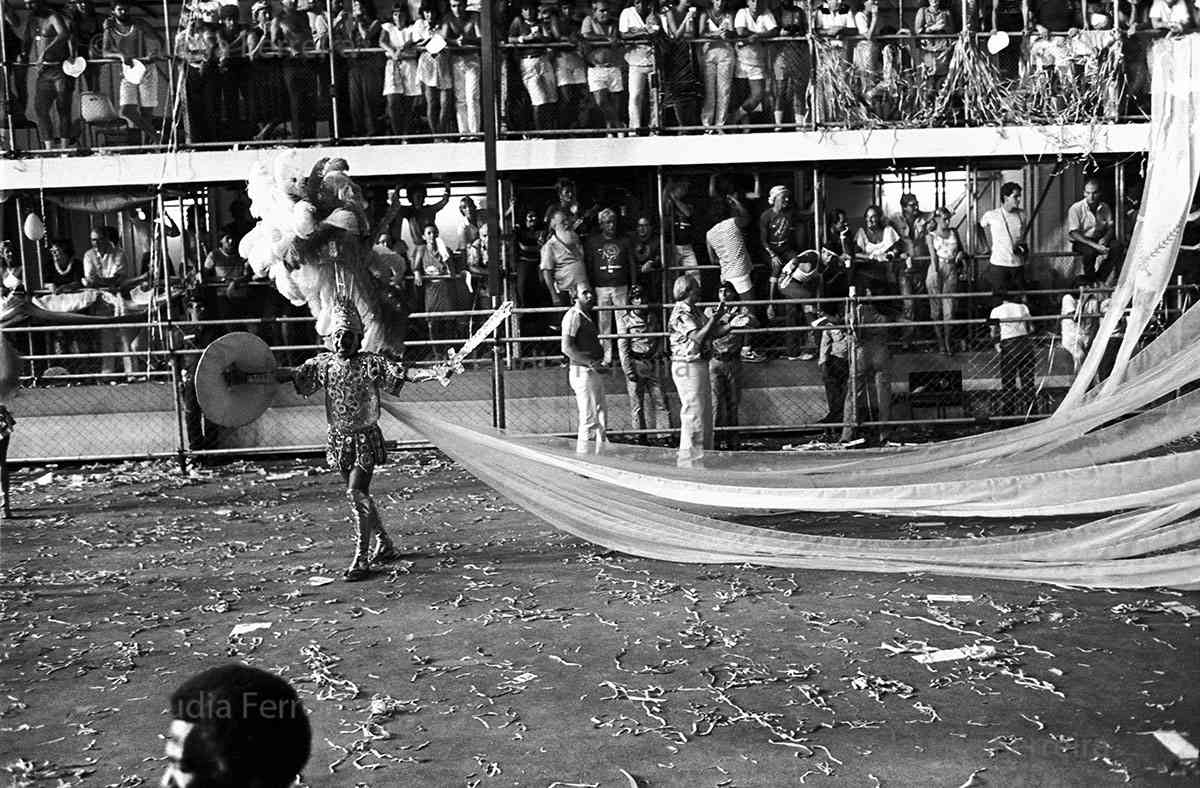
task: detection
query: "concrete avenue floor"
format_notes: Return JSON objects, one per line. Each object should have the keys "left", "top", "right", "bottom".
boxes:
{"left": 0, "top": 452, "right": 1196, "bottom": 787}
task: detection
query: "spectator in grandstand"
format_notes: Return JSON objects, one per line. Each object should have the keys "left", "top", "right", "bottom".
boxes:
{"left": 175, "top": 11, "right": 220, "bottom": 144}
{"left": 889, "top": 193, "right": 929, "bottom": 339}
{"left": 543, "top": 176, "right": 589, "bottom": 232}
{"left": 820, "top": 207, "right": 855, "bottom": 301}
{"left": 562, "top": 281, "right": 608, "bottom": 452}
{"left": 63, "top": 0, "right": 100, "bottom": 90}
{"left": 761, "top": 184, "right": 816, "bottom": 361}
{"left": 979, "top": 181, "right": 1027, "bottom": 293}
{"left": 513, "top": 208, "right": 553, "bottom": 357}
{"left": 203, "top": 229, "right": 252, "bottom": 284}
{"left": 444, "top": 0, "right": 481, "bottom": 134}
{"left": 989, "top": 289, "right": 1035, "bottom": 416}
{"left": 706, "top": 193, "right": 765, "bottom": 363}
{"left": 379, "top": 178, "right": 452, "bottom": 250}
{"left": 552, "top": 0, "right": 592, "bottom": 129}
{"left": 701, "top": 0, "right": 737, "bottom": 129}
{"left": 619, "top": 0, "right": 659, "bottom": 132}
{"left": 161, "top": 664, "right": 311, "bottom": 788}
{"left": 658, "top": 0, "right": 701, "bottom": 128}
{"left": 581, "top": 0, "right": 624, "bottom": 132}
{"left": 1148, "top": 0, "right": 1194, "bottom": 33}
{"left": 44, "top": 239, "right": 83, "bottom": 293}
{"left": 336, "top": 0, "right": 384, "bottom": 138}
{"left": 1027, "top": 0, "right": 1083, "bottom": 91}
{"left": 618, "top": 283, "right": 670, "bottom": 443}
{"left": 585, "top": 207, "right": 634, "bottom": 367}
{"left": 707, "top": 280, "right": 755, "bottom": 449}
{"left": 925, "top": 206, "right": 965, "bottom": 356}
{"left": 272, "top": 0, "right": 319, "bottom": 139}
{"left": 1067, "top": 178, "right": 1121, "bottom": 285}
{"left": 850, "top": 0, "right": 882, "bottom": 98}
{"left": 509, "top": 0, "right": 560, "bottom": 131}
{"left": 1060, "top": 276, "right": 1101, "bottom": 373}
{"left": 222, "top": 197, "right": 258, "bottom": 246}
{"left": 772, "top": 0, "right": 810, "bottom": 127}
{"left": 663, "top": 177, "right": 701, "bottom": 281}
{"left": 632, "top": 213, "right": 661, "bottom": 298}
{"left": 102, "top": 0, "right": 162, "bottom": 142}
{"left": 380, "top": 2, "right": 419, "bottom": 135}
{"left": 216, "top": 6, "right": 252, "bottom": 141}
{"left": 413, "top": 0, "right": 454, "bottom": 135}
{"left": 730, "top": 0, "right": 776, "bottom": 126}
{"left": 854, "top": 204, "right": 902, "bottom": 291}
{"left": 82, "top": 226, "right": 136, "bottom": 376}
{"left": 457, "top": 195, "right": 479, "bottom": 253}
{"left": 23, "top": 0, "right": 74, "bottom": 150}
{"left": 246, "top": 0, "right": 284, "bottom": 139}
{"left": 412, "top": 221, "right": 459, "bottom": 354}
{"left": 464, "top": 210, "right": 494, "bottom": 333}
{"left": 0, "top": 241, "right": 20, "bottom": 294}
{"left": 813, "top": 302, "right": 849, "bottom": 427}
{"left": 914, "top": 0, "right": 955, "bottom": 90}
{"left": 307, "top": 0, "right": 332, "bottom": 50}
{"left": 542, "top": 207, "right": 589, "bottom": 308}
{"left": 670, "top": 274, "right": 728, "bottom": 466}
{"left": 840, "top": 274, "right": 893, "bottom": 445}
{"left": 202, "top": 229, "right": 256, "bottom": 330}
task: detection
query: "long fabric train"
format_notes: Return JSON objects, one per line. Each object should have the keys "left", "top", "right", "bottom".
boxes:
{"left": 384, "top": 36, "right": 1200, "bottom": 589}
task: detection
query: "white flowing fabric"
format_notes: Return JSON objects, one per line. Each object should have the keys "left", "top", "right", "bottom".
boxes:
{"left": 381, "top": 36, "right": 1200, "bottom": 589}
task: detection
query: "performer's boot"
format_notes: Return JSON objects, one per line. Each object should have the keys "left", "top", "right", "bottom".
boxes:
{"left": 344, "top": 490, "right": 372, "bottom": 582}
{"left": 363, "top": 493, "right": 402, "bottom": 564}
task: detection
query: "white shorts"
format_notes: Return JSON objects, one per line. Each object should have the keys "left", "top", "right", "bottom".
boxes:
{"left": 587, "top": 65, "right": 623, "bottom": 94}
{"left": 555, "top": 52, "right": 587, "bottom": 86}
{"left": 735, "top": 58, "right": 766, "bottom": 81}
{"left": 520, "top": 56, "right": 558, "bottom": 106}
{"left": 726, "top": 273, "right": 753, "bottom": 295}
{"left": 118, "top": 68, "right": 159, "bottom": 109}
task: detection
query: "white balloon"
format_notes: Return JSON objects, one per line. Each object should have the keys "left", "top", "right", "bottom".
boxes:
{"left": 23, "top": 213, "right": 45, "bottom": 241}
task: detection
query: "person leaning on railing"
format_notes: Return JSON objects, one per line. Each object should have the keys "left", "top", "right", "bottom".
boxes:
{"left": 380, "top": 2, "right": 421, "bottom": 135}
{"left": 174, "top": 11, "right": 220, "bottom": 144}
{"left": 509, "top": 0, "right": 561, "bottom": 131}
{"left": 657, "top": 0, "right": 701, "bottom": 127}
{"left": 102, "top": 0, "right": 162, "bottom": 142}
{"left": 581, "top": 0, "right": 625, "bottom": 132}
{"left": 272, "top": 0, "right": 320, "bottom": 140}
{"left": 731, "top": 0, "right": 777, "bottom": 126}
{"left": 771, "top": 0, "right": 811, "bottom": 127}
{"left": 215, "top": 5, "right": 253, "bottom": 141}
{"left": 245, "top": 0, "right": 284, "bottom": 140}
{"left": 333, "top": 0, "right": 384, "bottom": 138}
{"left": 22, "top": 0, "right": 74, "bottom": 150}
{"left": 413, "top": 0, "right": 454, "bottom": 135}
{"left": 700, "top": 0, "right": 737, "bottom": 129}
{"left": 618, "top": 0, "right": 661, "bottom": 132}
{"left": 444, "top": 0, "right": 482, "bottom": 134}
{"left": 551, "top": 0, "right": 592, "bottom": 129}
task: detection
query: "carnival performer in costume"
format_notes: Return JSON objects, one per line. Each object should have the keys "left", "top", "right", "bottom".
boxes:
{"left": 271, "top": 299, "right": 454, "bottom": 581}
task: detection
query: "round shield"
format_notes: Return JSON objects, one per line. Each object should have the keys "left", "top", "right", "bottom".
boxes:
{"left": 195, "top": 332, "right": 278, "bottom": 428}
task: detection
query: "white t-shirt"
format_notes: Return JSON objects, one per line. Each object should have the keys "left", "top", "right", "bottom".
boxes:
{"left": 854, "top": 225, "right": 900, "bottom": 260}
{"left": 980, "top": 208, "right": 1023, "bottom": 268}
{"left": 1149, "top": 0, "right": 1191, "bottom": 27}
{"left": 734, "top": 8, "right": 778, "bottom": 35}
{"left": 990, "top": 301, "right": 1031, "bottom": 340}
{"left": 618, "top": 6, "right": 658, "bottom": 67}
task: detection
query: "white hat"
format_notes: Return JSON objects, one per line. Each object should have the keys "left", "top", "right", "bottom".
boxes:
{"left": 62, "top": 56, "right": 87, "bottom": 78}
{"left": 122, "top": 58, "right": 147, "bottom": 85}
{"left": 986, "top": 30, "right": 1010, "bottom": 55}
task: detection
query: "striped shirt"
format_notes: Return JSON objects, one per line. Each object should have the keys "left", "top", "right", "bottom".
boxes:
{"left": 705, "top": 218, "right": 752, "bottom": 282}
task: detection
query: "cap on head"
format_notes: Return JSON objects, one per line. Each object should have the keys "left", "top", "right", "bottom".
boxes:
{"left": 672, "top": 275, "right": 696, "bottom": 302}
{"left": 768, "top": 185, "right": 790, "bottom": 204}
{"left": 628, "top": 284, "right": 646, "bottom": 301}
{"left": 598, "top": 208, "right": 617, "bottom": 224}
{"left": 330, "top": 299, "right": 364, "bottom": 336}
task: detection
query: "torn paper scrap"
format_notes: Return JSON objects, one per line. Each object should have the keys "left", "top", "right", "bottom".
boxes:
{"left": 926, "top": 594, "right": 975, "bottom": 603}
{"left": 229, "top": 622, "right": 272, "bottom": 637}
{"left": 1148, "top": 730, "right": 1198, "bottom": 762}
{"left": 912, "top": 645, "right": 997, "bottom": 664}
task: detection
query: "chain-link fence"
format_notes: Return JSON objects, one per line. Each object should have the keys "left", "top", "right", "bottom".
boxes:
{"left": 2, "top": 282, "right": 1185, "bottom": 463}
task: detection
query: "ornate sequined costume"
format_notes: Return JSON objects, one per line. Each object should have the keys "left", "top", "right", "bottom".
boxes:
{"left": 293, "top": 352, "right": 407, "bottom": 472}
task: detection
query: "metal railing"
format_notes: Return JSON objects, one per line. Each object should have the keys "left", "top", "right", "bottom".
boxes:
{"left": 2, "top": 279, "right": 1190, "bottom": 464}
{"left": 2, "top": 20, "right": 1169, "bottom": 155}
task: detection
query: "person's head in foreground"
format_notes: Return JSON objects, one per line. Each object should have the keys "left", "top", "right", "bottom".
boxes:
{"left": 161, "top": 664, "right": 311, "bottom": 788}
{"left": 573, "top": 281, "right": 595, "bottom": 311}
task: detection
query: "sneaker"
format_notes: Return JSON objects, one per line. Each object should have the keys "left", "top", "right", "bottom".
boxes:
{"left": 741, "top": 349, "right": 768, "bottom": 363}
{"left": 786, "top": 351, "right": 817, "bottom": 361}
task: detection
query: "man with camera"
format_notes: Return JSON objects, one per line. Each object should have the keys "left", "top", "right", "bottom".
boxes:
{"left": 979, "top": 181, "right": 1028, "bottom": 295}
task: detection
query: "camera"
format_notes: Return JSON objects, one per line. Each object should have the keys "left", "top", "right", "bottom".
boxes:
{"left": 1013, "top": 242, "right": 1029, "bottom": 259}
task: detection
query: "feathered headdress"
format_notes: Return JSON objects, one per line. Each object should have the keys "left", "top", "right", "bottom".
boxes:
{"left": 329, "top": 298, "right": 364, "bottom": 335}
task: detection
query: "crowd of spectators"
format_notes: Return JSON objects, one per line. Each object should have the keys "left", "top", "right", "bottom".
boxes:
{"left": 5, "top": 168, "right": 1186, "bottom": 446}
{"left": 2, "top": 0, "right": 1193, "bottom": 151}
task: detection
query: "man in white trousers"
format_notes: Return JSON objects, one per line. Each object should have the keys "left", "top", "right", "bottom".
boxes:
{"left": 669, "top": 275, "right": 729, "bottom": 467}
{"left": 562, "top": 282, "right": 609, "bottom": 453}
